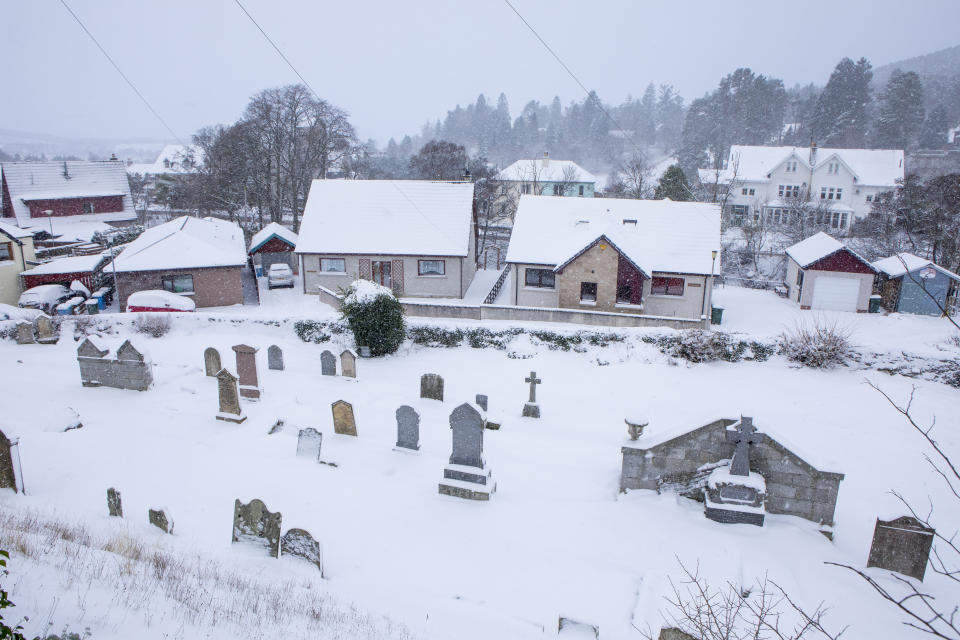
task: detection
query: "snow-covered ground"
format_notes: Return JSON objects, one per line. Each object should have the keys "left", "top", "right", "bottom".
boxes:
{"left": 1, "top": 290, "right": 958, "bottom": 639}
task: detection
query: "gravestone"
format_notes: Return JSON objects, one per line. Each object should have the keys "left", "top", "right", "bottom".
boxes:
{"left": 340, "top": 349, "right": 357, "bottom": 378}
{"left": 215, "top": 369, "right": 246, "bottom": 423}
{"left": 281, "top": 528, "right": 323, "bottom": 573}
{"left": 438, "top": 402, "right": 495, "bottom": 500}
{"left": 35, "top": 315, "right": 58, "bottom": 344}
{"left": 703, "top": 417, "right": 766, "bottom": 526}
{"left": 331, "top": 400, "right": 357, "bottom": 436}
{"left": 107, "top": 487, "right": 123, "bottom": 517}
{"left": 232, "top": 498, "right": 282, "bottom": 558}
{"left": 475, "top": 394, "right": 488, "bottom": 412}
{"left": 522, "top": 371, "right": 541, "bottom": 418}
{"left": 149, "top": 508, "right": 173, "bottom": 534}
{"left": 867, "top": 516, "right": 935, "bottom": 581}
{"left": 16, "top": 322, "right": 34, "bottom": 345}
{"left": 420, "top": 373, "right": 444, "bottom": 401}
{"left": 558, "top": 617, "right": 599, "bottom": 639}
{"left": 232, "top": 344, "right": 260, "bottom": 400}
{"left": 204, "top": 347, "right": 221, "bottom": 376}
{"left": 395, "top": 405, "right": 421, "bottom": 451}
{"left": 268, "top": 419, "right": 284, "bottom": 434}
{"left": 320, "top": 350, "right": 336, "bottom": 376}
{"left": 268, "top": 345, "right": 284, "bottom": 371}
{"left": 296, "top": 427, "right": 323, "bottom": 461}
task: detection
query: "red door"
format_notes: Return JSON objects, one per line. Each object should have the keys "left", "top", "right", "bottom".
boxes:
{"left": 372, "top": 261, "right": 391, "bottom": 289}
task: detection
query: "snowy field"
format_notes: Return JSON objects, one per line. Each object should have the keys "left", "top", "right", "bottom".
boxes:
{"left": 1, "top": 287, "right": 959, "bottom": 639}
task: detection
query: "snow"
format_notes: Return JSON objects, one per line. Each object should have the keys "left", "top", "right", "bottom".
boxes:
{"left": 21, "top": 219, "right": 114, "bottom": 243}
{"left": 343, "top": 279, "right": 394, "bottom": 305}
{"left": 506, "top": 195, "right": 721, "bottom": 276}
{"left": 21, "top": 253, "right": 107, "bottom": 276}
{"left": 126, "top": 289, "right": 196, "bottom": 311}
{"left": 0, "top": 303, "right": 42, "bottom": 322}
{"left": 498, "top": 158, "right": 597, "bottom": 184}
{"left": 784, "top": 232, "right": 873, "bottom": 270}
{"left": 295, "top": 180, "right": 475, "bottom": 257}
{"left": 873, "top": 253, "right": 960, "bottom": 280}
{"left": 249, "top": 221, "right": 298, "bottom": 253}
{"left": 0, "top": 219, "right": 34, "bottom": 239}
{"left": 70, "top": 280, "right": 91, "bottom": 297}
{"left": 462, "top": 268, "right": 504, "bottom": 304}
{"left": 707, "top": 466, "right": 767, "bottom": 491}
{"left": 125, "top": 144, "right": 203, "bottom": 176}
{"left": 108, "top": 216, "right": 246, "bottom": 273}
{"left": 725, "top": 145, "right": 905, "bottom": 187}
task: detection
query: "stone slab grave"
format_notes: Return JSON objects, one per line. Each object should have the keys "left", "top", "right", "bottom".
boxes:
{"left": 704, "top": 417, "right": 766, "bottom": 527}
{"left": 296, "top": 427, "right": 323, "bottom": 461}
{"left": 149, "top": 508, "right": 173, "bottom": 534}
{"left": 77, "top": 338, "right": 153, "bottom": 391}
{"left": 281, "top": 528, "right": 324, "bottom": 574}
{"left": 438, "top": 402, "right": 495, "bottom": 500}
{"left": 204, "top": 347, "right": 221, "bottom": 377}
{"left": 867, "top": 516, "right": 935, "bottom": 581}
{"left": 340, "top": 349, "right": 357, "bottom": 378}
{"left": 268, "top": 345, "right": 284, "bottom": 371}
{"left": 395, "top": 405, "right": 420, "bottom": 451}
{"left": 420, "top": 373, "right": 444, "bottom": 401}
{"left": 35, "top": 315, "right": 58, "bottom": 344}
{"left": 107, "top": 487, "right": 123, "bottom": 517}
{"left": 320, "top": 350, "right": 337, "bottom": 376}
{"left": 15, "top": 321, "right": 34, "bottom": 345}
{"left": 232, "top": 498, "right": 282, "bottom": 558}
{"left": 232, "top": 344, "right": 261, "bottom": 400}
{"left": 332, "top": 400, "right": 357, "bottom": 436}
{"left": 0, "top": 428, "right": 25, "bottom": 494}
{"left": 521, "top": 371, "right": 541, "bottom": 418}
{"left": 215, "top": 368, "right": 247, "bottom": 423}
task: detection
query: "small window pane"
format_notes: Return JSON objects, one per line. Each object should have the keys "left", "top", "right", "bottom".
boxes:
{"left": 651, "top": 276, "right": 684, "bottom": 296}
{"left": 0, "top": 243, "right": 11, "bottom": 261}
{"left": 418, "top": 260, "right": 445, "bottom": 276}
{"left": 525, "top": 268, "right": 554, "bottom": 288}
{"left": 580, "top": 282, "right": 597, "bottom": 302}
{"left": 321, "top": 258, "right": 346, "bottom": 273}
{"left": 162, "top": 274, "right": 194, "bottom": 293}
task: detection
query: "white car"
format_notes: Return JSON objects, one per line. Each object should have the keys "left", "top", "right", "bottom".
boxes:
{"left": 267, "top": 263, "right": 294, "bottom": 289}
{"left": 18, "top": 284, "right": 74, "bottom": 314}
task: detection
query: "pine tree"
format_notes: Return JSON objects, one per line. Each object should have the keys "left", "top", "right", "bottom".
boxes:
{"left": 811, "top": 57, "right": 873, "bottom": 147}
{"left": 873, "top": 70, "right": 925, "bottom": 150}
{"left": 653, "top": 165, "right": 692, "bottom": 201}
{"left": 918, "top": 104, "right": 949, "bottom": 149}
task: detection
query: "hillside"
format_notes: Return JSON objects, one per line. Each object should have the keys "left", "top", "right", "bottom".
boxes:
{"left": 873, "top": 43, "right": 960, "bottom": 86}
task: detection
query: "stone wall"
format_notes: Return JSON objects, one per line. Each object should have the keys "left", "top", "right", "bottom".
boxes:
{"left": 78, "top": 343, "right": 153, "bottom": 391}
{"left": 117, "top": 266, "right": 243, "bottom": 310}
{"left": 620, "top": 419, "right": 844, "bottom": 526}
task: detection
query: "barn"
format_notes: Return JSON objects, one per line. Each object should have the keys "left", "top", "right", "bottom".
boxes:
{"left": 873, "top": 253, "right": 960, "bottom": 316}
{"left": 785, "top": 232, "right": 876, "bottom": 313}
{"left": 248, "top": 222, "right": 298, "bottom": 275}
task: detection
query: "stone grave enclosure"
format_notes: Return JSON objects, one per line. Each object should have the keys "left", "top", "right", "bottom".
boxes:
{"left": 77, "top": 338, "right": 153, "bottom": 391}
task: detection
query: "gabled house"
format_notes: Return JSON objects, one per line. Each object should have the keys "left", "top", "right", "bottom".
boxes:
{"left": 0, "top": 220, "right": 36, "bottom": 305}
{"left": 504, "top": 196, "right": 721, "bottom": 322}
{"left": 785, "top": 232, "right": 877, "bottom": 312}
{"left": 499, "top": 153, "right": 596, "bottom": 199}
{"left": 249, "top": 222, "right": 298, "bottom": 275}
{"left": 873, "top": 253, "right": 960, "bottom": 316}
{"left": 125, "top": 145, "right": 203, "bottom": 176}
{"left": 296, "top": 180, "right": 477, "bottom": 299}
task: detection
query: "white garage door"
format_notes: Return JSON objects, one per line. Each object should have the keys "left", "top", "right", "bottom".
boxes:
{"left": 810, "top": 275, "right": 859, "bottom": 312}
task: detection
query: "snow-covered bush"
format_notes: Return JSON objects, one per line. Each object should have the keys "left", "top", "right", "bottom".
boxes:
{"left": 779, "top": 322, "right": 852, "bottom": 368}
{"left": 340, "top": 280, "right": 405, "bottom": 356}
{"left": 655, "top": 330, "right": 747, "bottom": 363}
{"left": 293, "top": 319, "right": 342, "bottom": 344}
{"left": 132, "top": 313, "right": 172, "bottom": 338}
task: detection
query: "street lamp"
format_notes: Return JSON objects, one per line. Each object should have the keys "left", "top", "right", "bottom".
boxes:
{"left": 43, "top": 209, "right": 53, "bottom": 236}
{"left": 701, "top": 249, "right": 719, "bottom": 323}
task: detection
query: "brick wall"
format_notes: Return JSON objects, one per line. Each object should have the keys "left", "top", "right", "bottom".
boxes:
{"left": 117, "top": 266, "right": 243, "bottom": 310}
{"left": 24, "top": 195, "right": 125, "bottom": 218}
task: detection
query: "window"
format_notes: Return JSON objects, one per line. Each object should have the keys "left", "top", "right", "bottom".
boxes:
{"left": 161, "top": 274, "right": 194, "bottom": 294}
{"left": 0, "top": 242, "right": 11, "bottom": 261}
{"left": 616, "top": 284, "right": 633, "bottom": 304}
{"left": 741, "top": 188, "right": 749, "bottom": 195}
{"left": 580, "top": 282, "right": 597, "bottom": 303}
{"left": 525, "top": 268, "right": 555, "bottom": 289}
{"left": 786, "top": 161, "right": 797, "bottom": 172}
{"left": 780, "top": 185, "right": 801, "bottom": 198}
{"left": 828, "top": 162, "right": 839, "bottom": 174}
{"left": 418, "top": 260, "right": 445, "bottom": 276}
{"left": 820, "top": 187, "right": 827, "bottom": 200}
{"left": 320, "top": 258, "right": 346, "bottom": 273}
{"left": 866, "top": 194, "right": 873, "bottom": 203}
{"left": 651, "top": 276, "right": 684, "bottom": 296}
{"left": 835, "top": 188, "right": 842, "bottom": 201}
{"left": 796, "top": 269, "right": 803, "bottom": 286}
{"left": 578, "top": 185, "right": 584, "bottom": 196}
{"left": 520, "top": 184, "right": 532, "bottom": 195}
{"left": 839, "top": 213, "right": 848, "bottom": 229}
{"left": 553, "top": 184, "right": 563, "bottom": 196}
{"left": 749, "top": 188, "right": 755, "bottom": 196}
{"left": 82, "top": 202, "right": 94, "bottom": 214}
{"left": 730, "top": 204, "right": 748, "bottom": 226}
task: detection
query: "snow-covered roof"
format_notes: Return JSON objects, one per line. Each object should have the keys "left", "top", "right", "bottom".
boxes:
{"left": 295, "top": 180, "right": 475, "bottom": 257}
{"left": 506, "top": 196, "right": 722, "bottom": 276}
{"left": 721, "top": 145, "right": 905, "bottom": 187}
{"left": 498, "top": 158, "right": 597, "bottom": 185}
{"left": 249, "top": 222, "right": 298, "bottom": 254}
{"left": 873, "top": 253, "right": 960, "bottom": 280}
{"left": 108, "top": 216, "right": 246, "bottom": 273}
{"left": 126, "top": 145, "right": 203, "bottom": 176}
{"left": 21, "top": 253, "right": 107, "bottom": 276}
{"left": 785, "top": 232, "right": 875, "bottom": 271}
{"left": 0, "top": 160, "right": 136, "bottom": 225}
{"left": 0, "top": 220, "right": 33, "bottom": 239}
{"left": 19, "top": 219, "right": 113, "bottom": 243}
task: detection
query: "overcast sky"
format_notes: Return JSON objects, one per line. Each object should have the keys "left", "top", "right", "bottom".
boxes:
{"left": 4, "top": 0, "right": 959, "bottom": 146}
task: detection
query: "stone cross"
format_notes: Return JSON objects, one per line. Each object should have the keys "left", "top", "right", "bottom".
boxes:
{"left": 340, "top": 349, "right": 357, "bottom": 378}
{"left": 320, "top": 350, "right": 337, "bottom": 376}
{"left": 107, "top": 487, "right": 123, "bottom": 517}
{"left": 331, "top": 400, "right": 357, "bottom": 436}
{"left": 296, "top": 427, "right": 323, "bottom": 461}
{"left": 449, "top": 402, "right": 485, "bottom": 468}
{"left": 395, "top": 405, "right": 421, "bottom": 450}
{"left": 204, "top": 347, "right": 221, "bottom": 376}
{"left": 232, "top": 344, "right": 260, "bottom": 400}
{"left": 525, "top": 371, "right": 542, "bottom": 403}
{"left": 726, "top": 416, "right": 760, "bottom": 477}
{"left": 216, "top": 368, "right": 246, "bottom": 423}
{"left": 267, "top": 345, "right": 284, "bottom": 370}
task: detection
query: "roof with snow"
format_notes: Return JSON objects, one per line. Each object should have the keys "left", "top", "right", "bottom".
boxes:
{"left": 785, "top": 232, "right": 875, "bottom": 271}
{"left": 126, "top": 145, "right": 203, "bottom": 176}
{"left": 108, "top": 216, "right": 246, "bottom": 273}
{"left": 21, "top": 253, "right": 108, "bottom": 276}
{"left": 1, "top": 160, "right": 136, "bottom": 225}
{"left": 506, "top": 196, "right": 721, "bottom": 276}
{"left": 498, "top": 158, "right": 597, "bottom": 185}
{"left": 873, "top": 253, "right": 960, "bottom": 280}
{"left": 295, "top": 180, "right": 475, "bottom": 257}
{"left": 20, "top": 219, "right": 113, "bottom": 243}
{"left": 249, "top": 222, "right": 298, "bottom": 254}
{"left": 0, "top": 220, "right": 33, "bottom": 239}
{"left": 721, "top": 145, "right": 904, "bottom": 187}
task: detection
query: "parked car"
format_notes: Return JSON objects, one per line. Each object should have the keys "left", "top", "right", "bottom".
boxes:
{"left": 267, "top": 263, "right": 295, "bottom": 289}
{"left": 18, "top": 284, "right": 74, "bottom": 314}
{"left": 126, "top": 290, "right": 196, "bottom": 312}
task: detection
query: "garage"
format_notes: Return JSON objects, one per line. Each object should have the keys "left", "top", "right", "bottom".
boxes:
{"left": 810, "top": 275, "right": 860, "bottom": 311}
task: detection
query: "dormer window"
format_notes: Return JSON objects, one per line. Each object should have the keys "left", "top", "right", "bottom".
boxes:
{"left": 828, "top": 162, "right": 840, "bottom": 174}
{"left": 786, "top": 161, "right": 797, "bottom": 172}
{"left": 82, "top": 202, "right": 95, "bottom": 214}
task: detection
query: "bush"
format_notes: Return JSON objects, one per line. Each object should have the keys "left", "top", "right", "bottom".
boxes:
{"left": 132, "top": 313, "right": 172, "bottom": 338}
{"left": 778, "top": 322, "right": 853, "bottom": 368}
{"left": 340, "top": 281, "right": 405, "bottom": 356}
{"left": 293, "top": 319, "right": 333, "bottom": 344}
{"left": 660, "top": 330, "right": 747, "bottom": 363}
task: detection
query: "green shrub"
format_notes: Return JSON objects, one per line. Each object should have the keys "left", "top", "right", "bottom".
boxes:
{"left": 294, "top": 319, "right": 333, "bottom": 344}
{"left": 340, "top": 281, "right": 405, "bottom": 356}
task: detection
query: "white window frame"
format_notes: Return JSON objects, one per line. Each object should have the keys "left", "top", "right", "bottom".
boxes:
{"left": 417, "top": 259, "right": 446, "bottom": 277}
{"left": 320, "top": 258, "right": 346, "bottom": 273}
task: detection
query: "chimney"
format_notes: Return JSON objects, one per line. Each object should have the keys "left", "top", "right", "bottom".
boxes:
{"left": 62, "top": 161, "right": 71, "bottom": 180}
{"left": 109, "top": 153, "right": 118, "bottom": 161}
{"left": 809, "top": 140, "right": 817, "bottom": 166}
{"left": 541, "top": 151, "right": 550, "bottom": 168}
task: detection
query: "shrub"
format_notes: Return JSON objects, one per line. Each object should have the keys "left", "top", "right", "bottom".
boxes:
{"left": 293, "top": 319, "right": 333, "bottom": 344}
{"left": 778, "top": 322, "right": 853, "bottom": 368}
{"left": 132, "top": 313, "right": 172, "bottom": 338}
{"left": 340, "top": 280, "right": 405, "bottom": 356}
{"left": 660, "top": 330, "right": 747, "bottom": 363}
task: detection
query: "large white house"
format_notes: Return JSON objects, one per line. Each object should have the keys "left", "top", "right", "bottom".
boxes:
{"left": 498, "top": 153, "right": 597, "bottom": 199}
{"left": 702, "top": 143, "right": 904, "bottom": 231}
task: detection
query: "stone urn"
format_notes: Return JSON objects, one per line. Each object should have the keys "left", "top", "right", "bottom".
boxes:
{"left": 625, "top": 415, "right": 649, "bottom": 440}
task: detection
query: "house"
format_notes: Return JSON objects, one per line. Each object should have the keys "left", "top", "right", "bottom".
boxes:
{"left": 249, "top": 222, "right": 298, "bottom": 275}
{"left": 504, "top": 196, "right": 721, "bottom": 322}
{"left": 0, "top": 220, "right": 36, "bottom": 305}
{"left": 21, "top": 253, "right": 110, "bottom": 292}
{"left": 873, "top": 253, "right": 960, "bottom": 316}
{"left": 296, "top": 180, "right": 477, "bottom": 299}
{"left": 108, "top": 216, "right": 246, "bottom": 310}
{"left": 125, "top": 145, "right": 203, "bottom": 176}
{"left": 704, "top": 142, "right": 904, "bottom": 231}
{"left": 785, "top": 232, "right": 876, "bottom": 312}
{"left": 499, "top": 153, "right": 596, "bottom": 199}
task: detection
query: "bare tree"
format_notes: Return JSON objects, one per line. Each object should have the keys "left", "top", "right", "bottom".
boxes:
{"left": 607, "top": 151, "right": 655, "bottom": 199}
{"left": 554, "top": 163, "right": 582, "bottom": 196}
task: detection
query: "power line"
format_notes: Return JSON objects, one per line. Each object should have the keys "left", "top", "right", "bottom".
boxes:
{"left": 58, "top": 0, "right": 184, "bottom": 144}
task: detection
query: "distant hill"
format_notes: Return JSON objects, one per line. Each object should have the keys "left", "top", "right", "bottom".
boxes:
{"left": 0, "top": 128, "right": 169, "bottom": 162}
{"left": 873, "top": 44, "right": 960, "bottom": 87}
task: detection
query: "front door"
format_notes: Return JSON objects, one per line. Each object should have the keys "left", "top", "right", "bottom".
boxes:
{"left": 372, "top": 261, "right": 392, "bottom": 289}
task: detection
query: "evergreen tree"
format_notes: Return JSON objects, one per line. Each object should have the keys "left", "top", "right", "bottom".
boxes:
{"left": 811, "top": 57, "right": 873, "bottom": 147}
{"left": 918, "top": 103, "right": 950, "bottom": 149}
{"left": 873, "top": 70, "right": 925, "bottom": 150}
{"left": 653, "top": 164, "right": 692, "bottom": 201}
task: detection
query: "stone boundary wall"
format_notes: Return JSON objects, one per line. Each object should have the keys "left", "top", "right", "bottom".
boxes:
{"left": 77, "top": 344, "right": 153, "bottom": 391}
{"left": 620, "top": 418, "right": 844, "bottom": 526}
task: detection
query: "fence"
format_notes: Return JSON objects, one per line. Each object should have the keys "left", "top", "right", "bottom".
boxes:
{"left": 483, "top": 265, "right": 512, "bottom": 304}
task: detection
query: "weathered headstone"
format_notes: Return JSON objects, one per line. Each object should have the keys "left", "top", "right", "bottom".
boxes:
{"left": 232, "top": 344, "right": 261, "bottom": 400}
{"left": 867, "top": 516, "right": 935, "bottom": 581}
{"left": 232, "top": 498, "right": 281, "bottom": 558}
{"left": 522, "top": 371, "right": 541, "bottom": 418}
{"left": 438, "top": 402, "right": 495, "bottom": 500}
{"left": 281, "top": 528, "right": 323, "bottom": 573}
{"left": 268, "top": 418, "right": 284, "bottom": 434}
{"left": 0, "top": 429, "right": 24, "bottom": 494}
{"left": 216, "top": 368, "right": 246, "bottom": 423}
{"left": 296, "top": 427, "right": 323, "bottom": 461}
{"left": 475, "top": 394, "right": 488, "bottom": 412}
{"left": 420, "top": 373, "right": 444, "bottom": 401}
{"left": 15, "top": 322, "right": 34, "bottom": 345}
{"left": 340, "top": 349, "right": 357, "bottom": 378}
{"left": 268, "top": 345, "right": 284, "bottom": 371}
{"left": 395, "top": 405, "right": 420, "bottom": 451}
{"left": 331, "top": 400, "right": 357, "bottom": 436}
{"left": 320, "top": 350, "right": 336, "bottom": 376}
{"left": 203, "top": 347, "right": 221, "bottom": 376}
{"left": 149, "top": 508, "right": 173, "bottom": 534}
{"left": 107, "top": 487, "right": 123, "bottom": 517}
{"left": 35, "top": 315, "right": 58, "bottom": 344}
